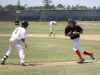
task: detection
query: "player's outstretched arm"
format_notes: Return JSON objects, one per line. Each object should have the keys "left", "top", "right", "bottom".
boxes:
{"left": 73, "top": 31, "right": 83, "bottom": 35}
{"left": 21, "top": 39, "right": 27, "bottom": 48}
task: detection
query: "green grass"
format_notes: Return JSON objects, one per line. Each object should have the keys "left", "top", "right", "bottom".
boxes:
{"left": 0, "top": 37, "right": 99, "bottom": 63}
{"left": 0, "top": 21, "right": 100, "bottom": 75}
{"left": 1, "top": 64, "right": 100, "bottom": 75}
{"left": 0, "top": 21, "right": 100, "bottom": 34}
{"left": 0, "top": 37, "right": 100, "bottom": 75}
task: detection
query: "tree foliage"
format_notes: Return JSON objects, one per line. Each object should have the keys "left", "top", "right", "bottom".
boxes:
{"left": 17, "top": 0, "right": 20, "bottom": 6}
{"left": 57, "top": 4, "right": 64, "bottom": 8}
{"left": 3, "top": 4, "right": 25, "bottom": 10}
{"left": 0, "top": 5, "right": 4, "bottom": 10}
{"left": 4, "top": 4, "right": 15, "bottom": 10}
{"left": 42, "top": 0, "right": 52, "bottom": 9}
{"left": 0, "top": 0, "right": 99, "bottom": 10}
{"left": 0, "top": 0, "right": 25, "bottom": 10}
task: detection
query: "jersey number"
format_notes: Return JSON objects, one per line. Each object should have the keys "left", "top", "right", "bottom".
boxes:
{"left": 15, "top": 29, "right": 19, "bottom": 34}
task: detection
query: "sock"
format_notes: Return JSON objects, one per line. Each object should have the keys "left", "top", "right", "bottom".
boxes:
{"left": 50, "top": 32, "right": 53, "bottom": 34}
{"left": 84, "top": 51, "right": 90, "bottom": 55}
{"left": 76, "top": 50, "right": 82, "bottom": 59}
{"left": 52, "top": 32, "right": 55, "bottom": 34}
{"left": 2, "top": 55, "right": 8, "bottom": 61}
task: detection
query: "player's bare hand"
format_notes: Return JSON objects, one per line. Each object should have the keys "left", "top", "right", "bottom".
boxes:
{"left": 73, "top": 32, "right": 79, "bottom": 35}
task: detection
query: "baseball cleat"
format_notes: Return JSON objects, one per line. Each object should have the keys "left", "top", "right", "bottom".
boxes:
{"left": 1, "top": 60, "right": 5, "bottom": 65}
{"left": 78, "top": 58, "right": 85, "bottom": 63}
{"left": 90, "top": 53, "right": 95, "bottom": 60}
{"left": 21, "top": 62, "right": 27, "bottom": 66}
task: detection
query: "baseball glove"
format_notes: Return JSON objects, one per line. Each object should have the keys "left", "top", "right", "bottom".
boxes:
{"left": 67, "top": 31, "right": 74, "bottom": 37}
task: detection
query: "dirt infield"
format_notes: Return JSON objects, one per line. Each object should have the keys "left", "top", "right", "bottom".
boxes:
{"left": 0, "top": 60, "right": 99, "bottom": 68}
{"left": 0, "top": 34, "right": 100, "bottom": 40}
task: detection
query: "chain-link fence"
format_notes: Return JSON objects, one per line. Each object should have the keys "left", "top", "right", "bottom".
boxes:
{"left": 0, "top": 10, "right": 100, "bottom": 21}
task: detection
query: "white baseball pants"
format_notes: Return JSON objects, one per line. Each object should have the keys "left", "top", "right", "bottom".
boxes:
{"left": 72, "top": 38, "right": 84, "bottom": 54}
{"left": 5, "top": 38, "right": 25, "bottom": 64}
{"left": 50, "top": 25, "right": 55, "bottom": 33}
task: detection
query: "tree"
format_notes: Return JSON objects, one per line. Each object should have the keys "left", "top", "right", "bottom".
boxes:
{"left": 66, "top": 5, "right": 71, "bottom": 10}
{"left": 42, "top": 0, "right": 52, "bottom": 9}
{"left": 75, "top": 4, "right": 80, "bottom": 10}
{"left": 51, "top": 4, "right": 55, "bottom": 9}
{"left": 56, "top": 4, "right": 65, "bottom": 9}
{"left": 98, "top": 6, "right": 100, "bottom": 10}
{"left": 72, "top": 5, "right": 78, "bottom": 10}
{"left": 4, "top": 4, "right": 14, "bottom": 10}
{"left": 0, "top": 5, "right": 3, "bottom": 10}
{"left": 71, "top": 4, "right": 88, "bottom": 10}
{"left": 4, "top": 4, "right": 25, "bottom": 10}
{"left": 79, "top": 6, "right": 87, "bottom": 10}
{"left": 17, "top": 0, "right": 20, "bottom": 6}
{"left": 93, "top": 6, "right": 96, "bottom": 10}
{"left": 14, "top": 5, "right": 25, "bottom": 10}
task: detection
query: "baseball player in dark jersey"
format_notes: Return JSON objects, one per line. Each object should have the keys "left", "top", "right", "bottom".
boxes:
{"left": 14, "top": 17, "right": 20, "bottom": 28}
{"left": 65, "top": 19, "right": 95, "bottom": 63}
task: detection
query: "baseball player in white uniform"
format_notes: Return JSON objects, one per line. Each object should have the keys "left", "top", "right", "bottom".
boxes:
{"left": 49, "top": 18, "right": 57, "bottom": 36}
{"left": 1, "top": 20, "right": 29, "bottom": 66}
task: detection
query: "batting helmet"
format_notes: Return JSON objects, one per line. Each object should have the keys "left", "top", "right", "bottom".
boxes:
{"left": 51, "top": 18, "right": 54, "bottom": 21}
{"left": 21, "top": 20, "right": 29, "bottom": 27}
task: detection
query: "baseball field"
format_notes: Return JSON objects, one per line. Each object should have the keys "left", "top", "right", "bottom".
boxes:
{"left": 0, "top": 21, "right": 100, "bottom": 75}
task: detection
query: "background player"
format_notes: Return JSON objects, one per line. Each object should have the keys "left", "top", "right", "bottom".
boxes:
{"left": 65, "top": 19, "right": 95, "bottom": 63}
{"left": 1, "top": 20, "right": 29, "bottom": 66}
{"left": 14, "top": 17, "right": 20, "bottom": 28}
{"left": 49, "top": 18, "right": 57, "bottom": 36}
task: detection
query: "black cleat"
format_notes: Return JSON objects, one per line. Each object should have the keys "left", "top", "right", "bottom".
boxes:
{"left": 1, "top": 55, "right": 8, "bottom": 65}
{"left": 90, "top": 53, "right": 95, "bottom": 60}
{"left": 1, "top": 60, "right": 5, "bottom": 65}
{"left": 78, "top": 58, "right": 85, "bottom": 63}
